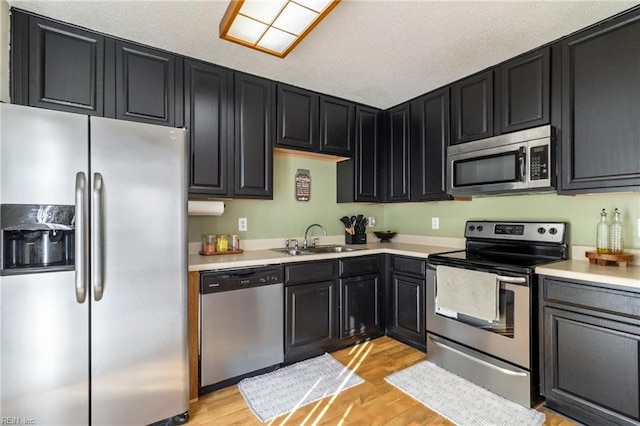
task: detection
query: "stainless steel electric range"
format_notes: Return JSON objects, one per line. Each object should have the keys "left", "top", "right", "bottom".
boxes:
{"left": 426, "top": 220, "right": 568, "bottom": 407}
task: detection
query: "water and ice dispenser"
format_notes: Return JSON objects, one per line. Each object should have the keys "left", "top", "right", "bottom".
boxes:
{"left": 1, "top": 205, "right": 75, "bottom": 274}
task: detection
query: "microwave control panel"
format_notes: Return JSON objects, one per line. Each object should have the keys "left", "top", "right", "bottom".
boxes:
{"left": 529, "top": 145, "right": 549, "bottom": 180}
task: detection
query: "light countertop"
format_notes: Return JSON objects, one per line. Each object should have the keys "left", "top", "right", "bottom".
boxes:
{"left": 188, "top": 242, "right": 458, "bottom": 272}
{"left": 536, "top": 260, "right": 640, "bottom": 290}
{"left": 188, "top": 239, "right": 640, "bottom": 290}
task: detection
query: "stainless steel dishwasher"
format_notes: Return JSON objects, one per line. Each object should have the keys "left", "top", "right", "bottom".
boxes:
{"left": 200, "top": 266, "right": 284, "bottom": 392}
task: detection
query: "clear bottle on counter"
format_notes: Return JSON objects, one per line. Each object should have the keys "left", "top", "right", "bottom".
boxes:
{"left": 229, "top": 234, "right": 240, "bottom": 251}
{"left": 596, "top": 209, "right": 610, "bottom": 254}
{"left": 610, "top": 208, "right": 624, "bottom": 254}
{"left": 216, "top": 234, "right": 228, "bottom": 252}
{"left": 202, "top": 234, "right": 216, "bottom": 255}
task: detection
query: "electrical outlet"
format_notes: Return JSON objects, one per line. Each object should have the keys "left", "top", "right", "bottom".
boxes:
{"left": 238, "top": 217, "right": 247, "bottom": 232}
{"left": 432, "top": 217, "right": 440, "bottom": 230}
{"left": 637, "top": 218, "right": 640, "bottom": 238}
{"left": 367, "top": 216, "right": 376, "bottom": 227}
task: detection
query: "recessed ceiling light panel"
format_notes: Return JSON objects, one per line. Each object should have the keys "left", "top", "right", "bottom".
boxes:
{"left": 257, "top": 27, "right": 297, "bottom": 53}
{"left": 240, "top": 0, "right": 288, "bottom": 24}
{"left": 226, "top": 14, "right": 268, "bottom": 44}
{"left": 272, "top": 2, "right": 318, "bottom": 35}
{"left": 220, "top": 0, "right": 340, "bottom": 58}
{"left": 294, "top": 0, "right": 333, "bottom": 13}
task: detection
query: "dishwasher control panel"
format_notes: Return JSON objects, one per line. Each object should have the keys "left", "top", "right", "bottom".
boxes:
{"left": 201, "top": 266, "right": 283, "bottom": 294}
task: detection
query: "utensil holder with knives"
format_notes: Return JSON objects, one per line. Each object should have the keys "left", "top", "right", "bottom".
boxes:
{"left": 345, "top": 233, "right": 366, "bottom": 244}
{"left": 341, "top": 214, "right": 368, "bottom": 244}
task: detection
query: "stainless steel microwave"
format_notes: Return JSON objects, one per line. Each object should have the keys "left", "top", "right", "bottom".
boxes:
{"left": 446, "top": 125, "right": 555, "bottom": 197}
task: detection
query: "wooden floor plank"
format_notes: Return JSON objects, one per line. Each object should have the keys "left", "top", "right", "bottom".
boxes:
{"left": 190, "top": 336, "right": 575, "bottom": 425}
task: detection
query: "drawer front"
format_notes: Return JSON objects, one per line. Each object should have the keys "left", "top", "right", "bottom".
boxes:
{"left": 339, "top": 255, "right": 379, "bottom": 277}
{"left": 392, "top": 256, "right": 426, "bottom": 277}
{"left": 285, "top": 260, "right": 335, "bottom": 285}
{"left": 542, "top": 277, "right": 640, "bottom": 320}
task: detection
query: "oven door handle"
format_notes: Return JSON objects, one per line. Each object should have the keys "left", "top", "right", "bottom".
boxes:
{"left": 428, "top": 335, "right": 528, "bottom": 378}
{"left": 496, "top": 275, "right": 527, "bottom": 284}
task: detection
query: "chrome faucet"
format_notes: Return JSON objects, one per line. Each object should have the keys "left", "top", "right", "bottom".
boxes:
{"left": 303, "top": 224, "right": 327, "bottom": 249}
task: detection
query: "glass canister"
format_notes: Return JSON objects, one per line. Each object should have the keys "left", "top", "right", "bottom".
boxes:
{"left": 229, "top": 234, "right": 240, "bottom": 251}
{"left": 610, "top": 208, "right": 624, "bottom": 254}
{"left": 201, "top": 234, "right": 217, "bottom": 255}
{"left": 596, "top": 209, "right": 610, "bottom": 254}
{"left": 216, "top": 234, "right": 229, "bottom": 252}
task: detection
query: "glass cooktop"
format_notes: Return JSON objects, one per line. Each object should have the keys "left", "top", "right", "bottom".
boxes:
{"left": 428, "top": 249, "right": 561, "bottom": 274}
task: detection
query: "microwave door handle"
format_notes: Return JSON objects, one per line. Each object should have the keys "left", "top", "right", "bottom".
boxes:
{"left": 518, "top": 147, "right": 526, "bottom": 182}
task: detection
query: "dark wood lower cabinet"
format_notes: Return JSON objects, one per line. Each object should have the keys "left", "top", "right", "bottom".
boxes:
{"left": 387, "top": 272, "right": 425, "bottom": 350}
{"left": 284, "top": 280, "right": 336, "bottom": 363}
{"left": 339, "top": 274, "right": 381, "bottom": 339}
{"left": 540, "top": 276, "right": 640, "bottom": 426}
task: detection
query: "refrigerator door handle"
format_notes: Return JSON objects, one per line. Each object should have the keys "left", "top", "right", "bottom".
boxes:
{"left": 75, "top": 172, "right": 88, "bottom": 303}
{"left": 92, "top": 172, "right": 105, "bottom": 301}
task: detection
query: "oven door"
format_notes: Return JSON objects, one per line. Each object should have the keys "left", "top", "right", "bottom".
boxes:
{"left": 426, "top": 267, "right": 530, "bottom": 369}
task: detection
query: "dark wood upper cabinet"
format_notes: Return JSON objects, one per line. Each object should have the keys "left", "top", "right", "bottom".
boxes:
{"left": 386, "top": 103, "right": 411, "bottom": 202}
{"left": 410, "top": 89, "right": 452, "bottom": 201}
{"left": 499, "top": 47, "right": 550, "bottom": 133}
{"left": 233, "top": 73, "right": 274, "bottom": 199}
{"left": 451, "top": 70, "right": 494, "bottom": 145}
{"left": 560, "top": 10, "right": 640, "bottom": 194}
{"left": 112, "top": 40, "right": 176, "bottom": 126}
{"left": 184, "top": 59, "right": 230, "bottom": 196}
{"left": 11, "top": 11, "right": 105, "bottom": 115}
{"left": 276, "top": 84, "right": 319, "bottom": 151}
{"left": 337, "top": 106, "right": 382, "bottom": 203}
{"left": 319, "top": 95, "right": 354, "bottom": 156}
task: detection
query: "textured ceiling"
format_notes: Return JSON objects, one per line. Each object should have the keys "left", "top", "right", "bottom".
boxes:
{"left": 8, "top": 0, "right": 639, "bottom": 109}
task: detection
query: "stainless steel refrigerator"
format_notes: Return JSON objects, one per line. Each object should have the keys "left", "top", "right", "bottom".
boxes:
{"left": 0, "top": 103, "right": 189, "bottom": 425}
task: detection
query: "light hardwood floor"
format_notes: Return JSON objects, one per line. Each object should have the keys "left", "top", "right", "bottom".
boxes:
{"left": 189, "top": 336, "right": 576, "bottom": 425}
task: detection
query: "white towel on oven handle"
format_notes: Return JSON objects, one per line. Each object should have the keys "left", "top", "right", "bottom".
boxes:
{"left": 435, "top": 265, "right": 500, "bottom": 322}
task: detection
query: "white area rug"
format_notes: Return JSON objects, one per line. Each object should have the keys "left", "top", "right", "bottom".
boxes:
{"left": 238, "top": 353, "right": 364, "bottom": 423}
{"left": 385, "top": 360, "right": 546, "bottom": 426}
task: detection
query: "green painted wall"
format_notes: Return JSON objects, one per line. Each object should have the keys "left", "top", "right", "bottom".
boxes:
{"left": 189, "top": 154, "right": 640, "bottom": 249}
{"left": 384, "top": 192, "right": 640, "bottom": 248}
{"left": 188, "top": 154, "right": 385, "bottom": 242}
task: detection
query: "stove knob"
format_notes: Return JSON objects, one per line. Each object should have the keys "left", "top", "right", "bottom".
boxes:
{"left": 549, "top": 227, "right": 558, "bottom": 235}
{"left": 468, "top": 225, "right": 475, "bottom": 232}
{"left": 538, "top": 227, "right": 546, "bottom": 234}
{"left": 476, "top": 225, "right": 483, "bottom": 232}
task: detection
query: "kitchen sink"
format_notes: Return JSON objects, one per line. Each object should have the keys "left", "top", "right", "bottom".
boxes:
{"left": 270, "top": 245, "right": 362, "bottom": 256}
{"left": 309, "top": 245, "right": 361, "bottom": 254}
{"left": 270, "top": 248, "right": 313, "bottom": 256}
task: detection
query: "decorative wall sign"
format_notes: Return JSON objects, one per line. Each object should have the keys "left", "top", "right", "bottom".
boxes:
{"left": 295, "top": 169, "right": 311, "bottom": 201}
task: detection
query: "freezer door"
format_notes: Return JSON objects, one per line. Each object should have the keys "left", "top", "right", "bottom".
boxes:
{"left": 0, "top": 272, "right": 89, "bottom": 425}
{"left": 89, "top": 117, "right": 188, "bottom": 425}
{"left": 0, "top": 104, "right": 90, "bottom": 425}
{"left": 0, "top": 103, "right": 88, "bottom": 205}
